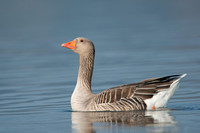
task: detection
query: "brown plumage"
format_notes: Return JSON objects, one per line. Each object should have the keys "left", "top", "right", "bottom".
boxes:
{"left": 90, "top": 75, "right": 182, "bottom": 111}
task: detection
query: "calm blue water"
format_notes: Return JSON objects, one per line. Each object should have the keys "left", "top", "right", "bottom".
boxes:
{"left": 0, "top": 1, "right": 200, "bottom": 133}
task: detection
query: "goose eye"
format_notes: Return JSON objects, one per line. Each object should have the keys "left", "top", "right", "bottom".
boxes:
{"left": 80, "top": 39, "right": 84, "bottom": 42}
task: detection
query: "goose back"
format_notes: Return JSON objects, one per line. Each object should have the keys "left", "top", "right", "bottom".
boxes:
{"left": 89, "top": 75, "right": 182, "bottom": 111}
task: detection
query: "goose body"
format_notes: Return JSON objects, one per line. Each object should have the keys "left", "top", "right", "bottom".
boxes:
{"left": 62, "top": 37, "right": 186, "bottom": 111}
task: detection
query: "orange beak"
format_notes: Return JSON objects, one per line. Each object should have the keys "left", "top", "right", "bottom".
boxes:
{"left": 61, "top": 39, "right": 76, "bottom": 50}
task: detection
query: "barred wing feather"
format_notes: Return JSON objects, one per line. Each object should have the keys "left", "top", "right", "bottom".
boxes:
{"left": 92, "top": 75, "right": 185, "bottom": 111}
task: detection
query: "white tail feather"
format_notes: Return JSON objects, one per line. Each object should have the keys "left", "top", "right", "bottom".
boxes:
{"left": 145, "top": 74, "right": 186, "bottom": 110}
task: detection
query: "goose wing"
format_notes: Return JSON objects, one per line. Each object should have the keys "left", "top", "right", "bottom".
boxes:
{"left": 93, "top": 75, "right": 183, "bottom": 111}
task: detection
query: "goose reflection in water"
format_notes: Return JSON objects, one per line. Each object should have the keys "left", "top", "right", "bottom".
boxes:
{"left": 72, "top": 110, "right": 177, "bottom": 133}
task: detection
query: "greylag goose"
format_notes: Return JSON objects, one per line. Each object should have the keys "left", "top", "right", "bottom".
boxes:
{"left": 61, "top": 37, "right": 186, "bottom": 111}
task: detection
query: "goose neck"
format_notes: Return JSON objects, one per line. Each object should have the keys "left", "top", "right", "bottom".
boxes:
{"left": 76, "top": 52, "right": 94, "bottom": 92}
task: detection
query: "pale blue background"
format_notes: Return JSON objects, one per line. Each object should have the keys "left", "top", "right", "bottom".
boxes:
{"left": 0, "top": 0, "right": 200, "bottom": 132}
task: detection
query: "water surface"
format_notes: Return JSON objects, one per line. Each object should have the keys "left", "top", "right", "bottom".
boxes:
{"left": 0, "top": 1, "right": 200, "bottom": 133}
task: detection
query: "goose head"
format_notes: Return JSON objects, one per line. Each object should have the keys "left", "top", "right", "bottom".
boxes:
{"left": 62, "top": 37, "right": 95, "bottom": 55}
